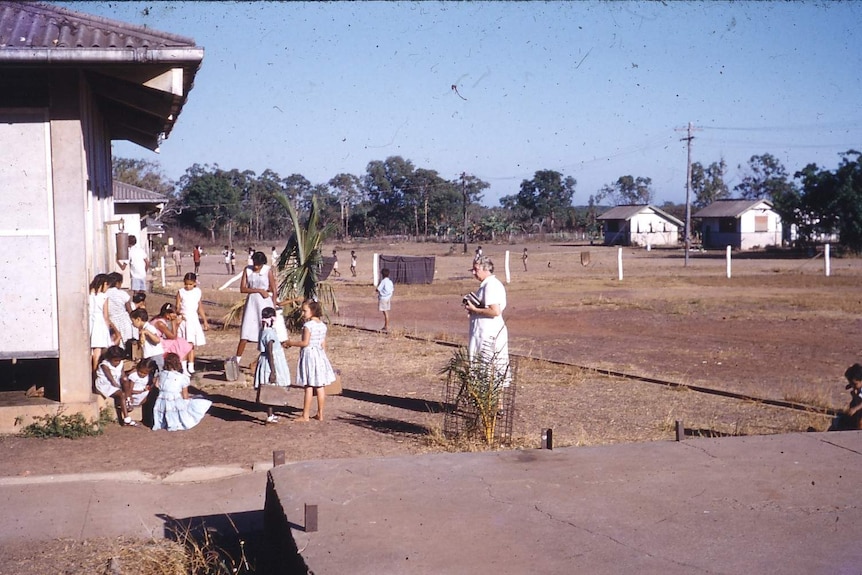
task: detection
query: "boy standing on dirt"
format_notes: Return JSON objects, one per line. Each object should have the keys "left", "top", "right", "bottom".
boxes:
{"left": 376, "top": 268, "right": 394, "bottom": 332}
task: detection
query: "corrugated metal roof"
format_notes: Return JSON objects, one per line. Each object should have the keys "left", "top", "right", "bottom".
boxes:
{"left": 0, "top": 1, "right": 196, "bottom": 48}
{"left": 113, "top": 180, "right": 169, "bottom": 204}
{"left": 597, "top": 204, "right": 683, "bottom": 226}
{"left": 693, "top": 199, "right": 773, "bottom": 218}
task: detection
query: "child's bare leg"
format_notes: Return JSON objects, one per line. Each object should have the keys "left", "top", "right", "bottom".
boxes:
{"left": 315, "top": 387, "right": 326, "bottom": 420}
{"left": 188, "top": 346, "right": 196, "bottom": 373}
{"left": 115, "top": 393, "right": 129, "bottom": 422}
{"left": 235, "top": 339, "right": 247, "bottom": 362}
{"left": 91, "top": 348, "right": 102, "bottom": 371}
{"left": 299, "top": 387, "right": 313, "bottom": 421}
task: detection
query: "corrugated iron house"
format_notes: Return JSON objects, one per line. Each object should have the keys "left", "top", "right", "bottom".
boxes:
{"left": 693, "top": 199, "right": 782, "bottom": 250}
{"left": 0, "top": 1, "right": 202, "bottom": 431}
{"left": 597, "top": 204, "right": 683, "bottom": 247}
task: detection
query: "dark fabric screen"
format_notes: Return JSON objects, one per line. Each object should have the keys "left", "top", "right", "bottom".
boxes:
{"left": 319, "top": 256, "right": 334, "bottom": 280}
{"left": 378, "top": 255, "right": 435, "bottom": 284}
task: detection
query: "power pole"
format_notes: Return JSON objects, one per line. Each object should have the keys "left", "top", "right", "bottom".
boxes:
{"left": 676, "top": 122, "right": 698, "bottom": 267}
{"left": 461, "top": 172, "right": 468, "bottom": 254}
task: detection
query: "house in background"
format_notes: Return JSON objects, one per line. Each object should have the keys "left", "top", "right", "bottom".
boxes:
{"left": 0, "top": 1, "right": 202, "bottom": 432}
{"left": 597, "top": 204, "right": 683, "bottom": 247}
{"left": 693, "top": 199, "right": 782, "bottom": 250}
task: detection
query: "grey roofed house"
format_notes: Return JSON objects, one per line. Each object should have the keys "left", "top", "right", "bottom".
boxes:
{"left": 693, "top": 199, "right": 782, "bottom": 250}
{"left": 0, "top": 1, "right": 202, "bottom": 432}
{"left": 597, "top": 204, "right": 684, "bottom": 247}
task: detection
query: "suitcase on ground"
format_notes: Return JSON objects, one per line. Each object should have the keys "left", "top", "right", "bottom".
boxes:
{"left": 224, "top": 357, "right": 240, "bottom": 382}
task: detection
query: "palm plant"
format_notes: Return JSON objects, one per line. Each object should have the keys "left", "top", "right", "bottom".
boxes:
{"left": 274, "top": 194, "right": 338, "bottom": 330}
{"left": 440, "top": 346, "right": 511, "bottom": 445}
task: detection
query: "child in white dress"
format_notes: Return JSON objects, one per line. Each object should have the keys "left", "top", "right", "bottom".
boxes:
{"left": 285, "top": 300, "right": 336, "bottom": 421}
{"left": 126, "top": 359, "right": 155, "bottom": 409}
{"left": 94, "top": 346, "right": 135, "bottom": 426}
{"left": 176, "top": 272, "right": 209, "bottom": 374}
{"left": 89, "top": 274, "right": 112, "bottom": 371}
{"left": 152, "top": 353, "right": 212, "bottom": 431}
{"left": 254, "top": 307, "right": 291, "bottom": 424}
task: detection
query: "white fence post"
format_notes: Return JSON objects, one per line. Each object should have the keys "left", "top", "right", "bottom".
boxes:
{"left": 373, "top": 253, "right": 379, "bottom": 286}
{"left": 160, "top": 256, "right": 166, "bottom": 288}
{"left": 617, "top": 247, "right": 623, "bottom": 281}
{"left": 726, "top": 245, "right": 732, "bottom": 279}
{"left": 504, "top": 250, "right": 511, "bottom": 283}
{"left": 825, "top": 243, "right": 831, "bottom": 277}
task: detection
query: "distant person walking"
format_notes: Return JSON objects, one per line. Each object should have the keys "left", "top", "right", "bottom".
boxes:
{"left": 192, "top": 245, "right": 202, "bottom": 275}
{"left": 222, "top": 245, "right": 231, "bottom": 274}
{"left": 331, "top": 249, "right": 341, "bottom": 277}
{"left": 350, "top": 250, "right": 357, "bottom": 277}
{"left": 171, "top": 247, "right": 182, "bottom": 276}
{"left": 376, "top": 267, "right": 394, "bottom": 332}
{"left": 522, "top": 247, "right": 528, "bottom": 271}
{"left": 475, "top": 245, "right": 483, "bottom": 262}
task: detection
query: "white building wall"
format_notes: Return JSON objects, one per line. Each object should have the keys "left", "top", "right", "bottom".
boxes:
{"left": 630, "top": 213, "right": 680, "bottom": 246}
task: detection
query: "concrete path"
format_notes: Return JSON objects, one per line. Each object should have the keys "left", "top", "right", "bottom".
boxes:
{"left": 270, "top": 431, "right": 862, "bottom": 574}
{"left": 1, "top": 431, "right": 861, "bottom": 575}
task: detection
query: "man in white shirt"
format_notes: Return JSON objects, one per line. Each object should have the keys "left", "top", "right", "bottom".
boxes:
{"left": 118, "top": 235, "right": 149, "bottom": 295}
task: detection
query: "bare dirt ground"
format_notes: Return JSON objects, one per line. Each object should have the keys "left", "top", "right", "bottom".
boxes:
{"left": 1, "top": 241, "right": 858, "bottom": 573}
{"left": 2, "top": 241, "right": 855, "bottom": 479}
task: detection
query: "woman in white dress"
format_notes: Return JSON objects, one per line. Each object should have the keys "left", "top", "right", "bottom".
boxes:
{"left": 89, "top": 274, "right": 112, "bottom": 371}
{"left": 234, "top": 251, "right": 277, "bottom": 365}
{"left": 177, "top": 272, "right": 209, "bottom": 374}
{"left": 152, "top": 353, "right": 212, "bottom": 431}
{"left": 464, "top": 256, "right": 511, "bottom": 387}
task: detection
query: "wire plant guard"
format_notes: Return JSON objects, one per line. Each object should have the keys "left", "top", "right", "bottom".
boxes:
{"left": 441, "top": 347, "right": 517, "bottom": 445}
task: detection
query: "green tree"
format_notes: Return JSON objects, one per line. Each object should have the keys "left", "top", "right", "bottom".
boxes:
{"left": 691, "top": 159, "right": 730, "bottom": 209}
{"left": 735, "top": 154, "right": 796, "bottom": 201}
{"left": 177, "top": 164, "right": 241, "bottom": 242}
{"left": 500, "top": 170, "right": 575, "bottom": 233}
{"left": 328, "top": 173, "right": 364, "bottom": 239}
{"left": 364, "top": 156, "right": 416, "bottom": 234}
{"left": 795, "top": 151, "right": 862, "bottom": 252}
{"left": 597, "top": 175, "right": 654, "bottom": 205}
{"left": 112, "top": 157, "right": 174, "bottom": 196}
{"left": 457, "top": 173, "right": 490, "bottom": 249}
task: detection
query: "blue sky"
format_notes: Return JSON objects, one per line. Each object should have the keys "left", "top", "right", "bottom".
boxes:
{"left": 58, "top": 1, "right": 861, "bottom": 206}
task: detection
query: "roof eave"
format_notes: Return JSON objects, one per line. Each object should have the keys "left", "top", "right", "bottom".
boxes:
{"left": 0, "top": 47, "right": 204, "bottom": 66}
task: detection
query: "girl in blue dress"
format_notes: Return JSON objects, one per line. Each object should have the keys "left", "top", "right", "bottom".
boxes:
{"left": 152, "top": 353, "right": 212, "bottom": 431}
{"left": 254, "top": 307, "right": 291, "bottom": 424}
{"left": 285, "top": 300, "right": 336, "bottom": 421}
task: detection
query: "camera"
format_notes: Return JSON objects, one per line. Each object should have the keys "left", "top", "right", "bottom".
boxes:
{"left": 462, "top": 292, "right": 482, "bottom": 308}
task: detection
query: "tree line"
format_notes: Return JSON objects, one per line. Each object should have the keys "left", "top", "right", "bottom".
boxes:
{"left": 114, "top": 149, "right": 862, "bottom": 251}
